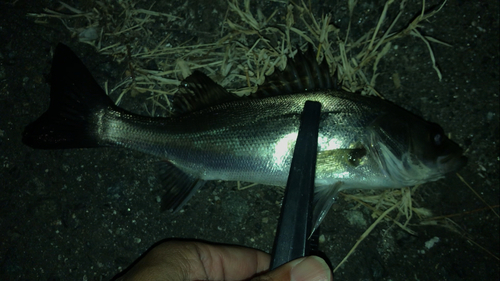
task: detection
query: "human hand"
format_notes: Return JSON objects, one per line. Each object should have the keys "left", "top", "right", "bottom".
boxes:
{"left": 115, "top": 240, "right": 332, "bottom": 281}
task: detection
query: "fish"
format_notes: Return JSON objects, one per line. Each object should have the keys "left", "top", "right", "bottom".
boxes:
{"left": 22, "top": 43, "right": 467, "bottom": 230}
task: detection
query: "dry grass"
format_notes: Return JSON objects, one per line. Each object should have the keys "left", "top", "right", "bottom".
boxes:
{"left": 28, "top": 0, "right": 449, "bottom": 109}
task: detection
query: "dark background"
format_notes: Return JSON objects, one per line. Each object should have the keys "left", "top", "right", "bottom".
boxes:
{"left": 0, "top": 0, "right": 498, "bottom": 280}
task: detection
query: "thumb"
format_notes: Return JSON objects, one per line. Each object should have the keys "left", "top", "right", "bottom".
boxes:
{"left": 252, "top": 256, "right": 333, "bottom": 281}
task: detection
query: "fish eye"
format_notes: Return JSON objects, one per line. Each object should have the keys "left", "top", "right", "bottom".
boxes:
{"left": 427, "top": 123, "right": 445, "bottom": 147}
{"left": 433, "top": 133, "right": 442, "bottom": 146}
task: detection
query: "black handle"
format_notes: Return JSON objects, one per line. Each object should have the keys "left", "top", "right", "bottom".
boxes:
{"left": 270, "top": 100, "right": 322, "bottom": 269}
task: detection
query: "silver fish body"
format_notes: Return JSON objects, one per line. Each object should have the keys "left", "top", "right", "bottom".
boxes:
{"left": 102, "top": 90, "right": 462, "bottom": 188}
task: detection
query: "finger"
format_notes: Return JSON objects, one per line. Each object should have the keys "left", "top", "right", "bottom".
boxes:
{"left": 116, "top": 240, "right": 271, "bottom": 281}
{"left": 116, "top": 241, "right": 189, "bottom": 281}
{"left": 251, "top": 256, "right": 333, "bottom": 281}
{"left": 188, "top": 242, "right": 271, "bottom": 280}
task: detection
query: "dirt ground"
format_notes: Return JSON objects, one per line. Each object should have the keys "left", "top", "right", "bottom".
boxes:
{"left": 0, "top": 0, "right": 498, "bottom": 280}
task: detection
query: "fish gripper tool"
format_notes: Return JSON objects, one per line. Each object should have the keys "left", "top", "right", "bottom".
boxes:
{"left": 270, "top": 100, "right": 322, "bottom": 269}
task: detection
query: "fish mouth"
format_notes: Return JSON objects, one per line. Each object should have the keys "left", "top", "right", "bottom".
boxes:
{"left": 437, "top": 152, "right": 467, "bottom": 173}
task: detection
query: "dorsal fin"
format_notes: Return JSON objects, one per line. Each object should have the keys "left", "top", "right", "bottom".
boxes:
{"left": 252, "top": 46, "right": 336, "bottom": 98}
{"left": 173, "top": 46, "right": 336, "bottom": 114}
{"left": 173, "top": 70, "right": 240, "bottom": 114}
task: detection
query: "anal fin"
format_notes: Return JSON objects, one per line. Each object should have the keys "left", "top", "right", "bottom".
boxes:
{"left": 157, "top": 161, "right": 206, "bottom": 212}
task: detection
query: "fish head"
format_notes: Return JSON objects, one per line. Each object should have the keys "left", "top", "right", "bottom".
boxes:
{"left": 368, "top": 114, "right": 467, "bottom": 186}
{"left": 409, "top": 121, "right": 467, "bottom": 175}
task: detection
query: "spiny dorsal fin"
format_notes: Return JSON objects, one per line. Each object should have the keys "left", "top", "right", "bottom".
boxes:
{"left": 252, "top": 46, "right": 336, "bottom": 98}
{"left": 173, "top": 71, "right": 240, "bottom": 114}
{"left": 173, "top": 46, "right": 336, "bottom": 114}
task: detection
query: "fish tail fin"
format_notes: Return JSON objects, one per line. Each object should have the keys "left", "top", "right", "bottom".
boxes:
{"left": 22, "top": 43, "right": 118, "bottom": 149}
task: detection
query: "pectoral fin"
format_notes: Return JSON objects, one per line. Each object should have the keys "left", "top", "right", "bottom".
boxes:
{"left": 157, "top": 161, "right": 206, "bottom": 212}
{"left": 311, "top": 182, "right": 343, "bottom": 235}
